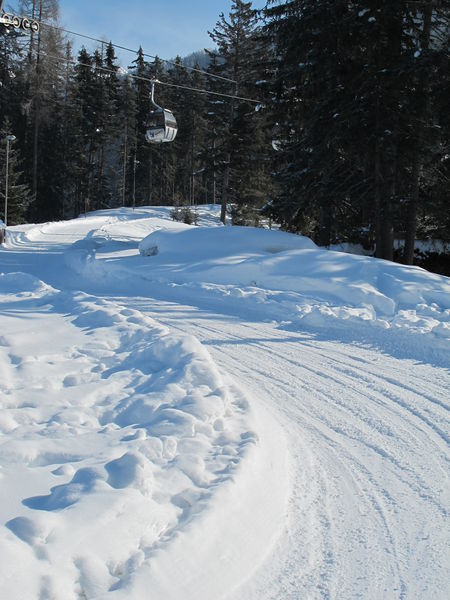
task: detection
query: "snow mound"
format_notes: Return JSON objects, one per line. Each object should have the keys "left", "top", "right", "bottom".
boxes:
{"left": 19, "top": 210, "right": 445, "bottom": 364}
{"left": 0, "top": 287, "right": 287, "bottom": 599}
{"left": 139, "top": 226, "right": 448, "bottom": 316}
{"left": 0, "top": 271, "right": 53, "bottom": 295}
{"left": 135, "top": 224, "right": 450, "bottom": 357}
{"left": 139, "top": 224, "right": 316, "bottom": 258}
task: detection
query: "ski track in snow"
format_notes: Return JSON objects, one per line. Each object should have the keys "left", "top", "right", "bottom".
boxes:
{"left": 1, "top": 207, "right": 449, "bottom": 599}
{"left": 135, "top": 303, "right": 449, "bottom": 600}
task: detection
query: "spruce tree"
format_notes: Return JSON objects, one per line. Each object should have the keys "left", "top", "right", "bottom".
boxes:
{"left": 117, "top": 73, "right": 137, "bottom": 208}
{"left": 0, "top": 117, "right": 32, "bottom": 225}
{"left": 131, "top": 50, "right": 166, "bottom": 205}
{"left": 201, "top": 52, "right": 229, "bottom": 209}
{"left": 401, "top": 1, "right": 450, "bottom": 263}
{"left": 207, "top": 0, "right": 267, "bottom": 224}
{"left": 19, "top": 0, "right": 65, "bottom": 219}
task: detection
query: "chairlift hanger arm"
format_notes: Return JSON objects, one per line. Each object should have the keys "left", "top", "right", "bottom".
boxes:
{"left": 150, "top": 80, "right": 162, "bottom": 111}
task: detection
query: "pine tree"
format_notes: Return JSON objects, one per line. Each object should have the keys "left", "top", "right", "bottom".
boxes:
{"left": 117, "top": 73, "right": 137, "bottom": 208}
{"left": 263, "top": 1, "right": 364, "bottom": 243}
{"left": 71, "top": 47, "right": 95, "bottom": 215}
{"left": 0, "top": 117, "right": 32, "bottom": 225}
{"left": 207, "top": 1, "right": 267, "bottom": 224}
{"left": 201, "top": 52, "right": 228, "bottom": 208}
{"left": 90, "top": 42, "right": 120, "bottom": 210}
{"left": 55, "top": 41, "right": 79, "bottom": 219}
{"left": 131, "top": 49, "right": 166, "bottom": 205}
{"left": 186, "top": 62, "right": 208, "bottom": 205}
{"left": 167, "top": 57, "right": 208, "bottom": 206}
{"left": 0, "top": 19, "right": 24, "bottom": 122}
{"left": 401, "top": 1, "right": 450, "bottom": 263}
{"left": 19, "top": 0, "right": 65, "bottom": 219}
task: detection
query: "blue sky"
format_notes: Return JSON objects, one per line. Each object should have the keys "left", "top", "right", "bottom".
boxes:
{"left": 9, "top": 0, "right": 267, "bottom": 64}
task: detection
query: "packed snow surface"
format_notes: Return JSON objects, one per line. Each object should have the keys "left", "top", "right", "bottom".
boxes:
{"left": 1, "top": 205, "right": 449, "bottom": 600}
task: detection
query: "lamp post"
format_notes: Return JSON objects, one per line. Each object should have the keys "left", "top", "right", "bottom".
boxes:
{"left": 132, "top": 153, "right": 139, "bottom": 210}
{"left": 5, "top": 134, "right": 16, "bottom": 227}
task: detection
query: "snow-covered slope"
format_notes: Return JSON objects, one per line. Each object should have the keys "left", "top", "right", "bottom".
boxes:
{"left": 1, "top": 206, "right": 449, "bottom": 599}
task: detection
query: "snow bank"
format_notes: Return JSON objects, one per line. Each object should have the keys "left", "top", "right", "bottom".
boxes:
{"left": 9, "top": 213, "right": 449, "bottom": 359}
{"left": 136, "top": 225, "right": 450, "bottom": 356}
{"left": 138, "top": 226, "right": 448, "bottom": 315}
{"left": 139, "top": 224, "right": 316, "bottom": 258}
{"left": 0, "top": 271, "right": 52, "bottom": 295}
{"left": 0, "top": 282, "right": 287, "bottom": 599}
{"left": 28, "top": 208, "right": 446, "bottom": 364}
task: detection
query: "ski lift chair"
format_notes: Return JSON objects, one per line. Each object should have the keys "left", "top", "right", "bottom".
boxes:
{"left": 145, "top": 80, "right": 178, "bottom": 143}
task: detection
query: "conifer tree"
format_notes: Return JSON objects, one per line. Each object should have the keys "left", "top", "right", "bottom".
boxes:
{"left": 0, "top": 20, "right": 24, "bottom": 122}
{"left": 201, "top": 52, "right": 228, "bottom": 208}
{"left": 71, "top": 47, "right": 91, "bottom": 214}
{"left": 19, "top": 0, "right": 65, "bottom": 217}
{"left": 401, "top": 1, "right": 450, "bottom": 263}
{"left": 0, "top": 117, "right": 32, "bottom": 225}
{"left": 117, "top": 74, "right": 137, "bottom": 208}
{"left": 90, "top": 42, "right": 120, "bottom": 210}
{"left": 131, "top": 50, "right": 165, "bottom": 205}
{"left": 167, "top": 58, "right": 207, "bottom": 205}
{"left": 207, "top": 0, "right": 266, "bottom": 224}
{"left": 186, "top": 63, "right": 208, "bottom": 205}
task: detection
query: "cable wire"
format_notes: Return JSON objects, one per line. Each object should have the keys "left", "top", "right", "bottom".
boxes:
{"left": 43, "top": 52, "right": 262, "bottom": 104}
{"left": 36, "top": 19, "right": 237, "bottom": 85}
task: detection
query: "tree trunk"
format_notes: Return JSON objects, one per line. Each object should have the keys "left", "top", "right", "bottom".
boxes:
{"left": 374, "top": 116, "right": 383, "bottom": 259}
{"left": 404, "top": 1, "right": 433, "bottom": 265}
{"left": 32, "top": 0, "right": 43, "bottom": 203}
{"left": 122, "top": 124, "right": 128, "bottom": 207}
{"left": 221, "top": 156, "right": 230, "bottom": 225}
{"left": 318, "top": 203, "right": 332, "bottom": 247}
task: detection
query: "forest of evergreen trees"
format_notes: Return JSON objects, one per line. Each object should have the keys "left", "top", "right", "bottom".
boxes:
{"left": 1, "top": 1, "right": 449, "bottom": 271}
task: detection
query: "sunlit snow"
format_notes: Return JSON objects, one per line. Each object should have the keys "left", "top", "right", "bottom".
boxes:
{"left": 1, "top": 205, "right": 449, "bottom": 599}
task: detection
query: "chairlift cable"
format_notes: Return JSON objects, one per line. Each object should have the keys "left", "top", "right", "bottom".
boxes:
{"left": 155, "top": 79, "right": 261, "bottom": 104}
{"left": 43, "top": 52, "right": 262, "bottom": 104}
{"left": 36, "top": 20, "right": 237, "bottom": 85}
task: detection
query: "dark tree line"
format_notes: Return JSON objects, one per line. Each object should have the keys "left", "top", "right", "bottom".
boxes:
{"left": 263, "top": 0, "right": 450, "bottom": 264}
{"left": 1, "top": 0, "right": 449, "bottom": 269}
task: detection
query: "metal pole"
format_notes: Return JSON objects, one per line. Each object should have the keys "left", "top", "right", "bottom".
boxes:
{"left": 122, "top": 125, "right": 128, "bottom": 207}
{"left": 132, "top": 151, "right": 136, "bottom": 210}
{"left": 5, "top": 136, "right": 9, "bottom": 227}
{"left": 5, "top": 135, "right": 15, "bottom": 227}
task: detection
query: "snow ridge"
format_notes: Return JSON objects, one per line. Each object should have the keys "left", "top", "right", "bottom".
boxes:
{"left": 0, "top": 277, "right": 287, "bottom": 599}
{"left": 62, "top": 219, "right": 449, "bottom": 366}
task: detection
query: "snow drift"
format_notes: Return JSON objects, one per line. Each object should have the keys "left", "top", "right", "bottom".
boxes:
{"left": 137, "top": 222, "right": 450, "bottom": 357}
{"left": 0, "top": 274, "right": 287, "bottom": 599}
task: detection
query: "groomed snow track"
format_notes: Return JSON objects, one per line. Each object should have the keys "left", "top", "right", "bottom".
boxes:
{"left": 145, "top": 307, "right": 449, "bottom": 599}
